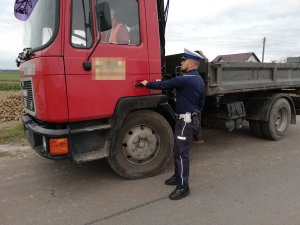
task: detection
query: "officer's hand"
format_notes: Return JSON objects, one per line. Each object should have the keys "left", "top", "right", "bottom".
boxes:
{"left": 141, "top": 80, "right": 148, "bottom": 86}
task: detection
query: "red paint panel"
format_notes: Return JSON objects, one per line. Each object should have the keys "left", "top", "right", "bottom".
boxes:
{"left": 20, "top": 57, "right": 68, "bottom": 122}
{"left": 66, "top": 74, "right": 149, "bottom": 121}
{"left": 63, "top": 0, "right": 160, "bottom": 121}
{"left": 145, "top": 0, "right": 162, "bottom": 78}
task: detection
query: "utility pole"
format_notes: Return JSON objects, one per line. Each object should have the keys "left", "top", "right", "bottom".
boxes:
{"left": 262, "top": 37, "right": 266, "bottom": 62}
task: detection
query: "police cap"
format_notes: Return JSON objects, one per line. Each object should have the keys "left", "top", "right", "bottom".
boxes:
{"left": 181, "top": 49, "right": 203, "bottom": 62}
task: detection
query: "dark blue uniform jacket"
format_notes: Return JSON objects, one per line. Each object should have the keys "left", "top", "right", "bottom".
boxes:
{"left": 146, "top": 69, "right": 205, "bottom": 114}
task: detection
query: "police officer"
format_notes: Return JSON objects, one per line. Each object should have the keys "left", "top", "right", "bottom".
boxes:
{"left": 141, "top": 49, "right": 205, "bottom": 200}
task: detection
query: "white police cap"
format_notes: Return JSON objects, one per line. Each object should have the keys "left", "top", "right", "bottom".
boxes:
{"left": 181, "top": 49, "right": 203, "bottom": 62}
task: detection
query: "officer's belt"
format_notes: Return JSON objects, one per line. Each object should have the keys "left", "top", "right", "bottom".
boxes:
{"left": 175, "top": 112, "right": 199, "bottom": 121}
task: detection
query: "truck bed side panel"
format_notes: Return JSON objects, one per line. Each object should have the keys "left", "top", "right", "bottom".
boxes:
{"left": 207, "top": 62, "right": 300, "bottom": 96}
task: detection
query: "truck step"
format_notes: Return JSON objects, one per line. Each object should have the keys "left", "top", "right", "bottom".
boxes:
{"left": 73, "top": 149, "right": 108, "bottom": 163}
{"left": 70, "top": 124, "right": 111, "bottom": 134}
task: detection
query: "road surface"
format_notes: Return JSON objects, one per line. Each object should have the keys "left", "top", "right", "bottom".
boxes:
{"left": 1, "top": 120, "right": 300, "bottom": 225}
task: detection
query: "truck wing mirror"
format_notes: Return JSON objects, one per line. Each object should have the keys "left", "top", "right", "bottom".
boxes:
{"left": 96, "top": 1, "right": 112, "bottom": 32}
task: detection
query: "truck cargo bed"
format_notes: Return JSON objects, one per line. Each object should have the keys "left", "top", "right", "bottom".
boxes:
{"left": 206, "top": 62, "right": 300, "bottom": 96}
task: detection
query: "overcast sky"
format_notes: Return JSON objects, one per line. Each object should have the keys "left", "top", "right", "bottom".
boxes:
{"left": 0, "top": 0, "right": 23, "bottom": 70}
{"left": 0, "top": 0, "right": 300, "bottom": 69}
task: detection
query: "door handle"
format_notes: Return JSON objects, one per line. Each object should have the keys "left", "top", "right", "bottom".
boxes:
{"left": 134, "top": 80, "right": 145, "bottom": 88}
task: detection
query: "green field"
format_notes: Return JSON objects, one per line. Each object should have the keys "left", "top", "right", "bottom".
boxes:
{"left": 0, "top": 71, "right": 20, "bottom": 81}
{"left": 0, "top": 71, "right": 20, "bottom": 91}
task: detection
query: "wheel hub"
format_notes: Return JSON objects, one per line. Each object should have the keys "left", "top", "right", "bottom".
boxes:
{"left": 275, "top": 109, "right": 287, "bottom": 132}
{"left": 122, "top": 125, "right": 160, "bottom": 165}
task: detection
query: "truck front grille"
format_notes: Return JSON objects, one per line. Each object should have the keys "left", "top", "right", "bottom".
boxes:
{"left": 21, "top": 78, "right": 35, "bottom": 115}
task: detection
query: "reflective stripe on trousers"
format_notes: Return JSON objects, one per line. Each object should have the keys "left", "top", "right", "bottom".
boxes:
{"left": 174, "top": 119, "right": 198, "bottom": 188}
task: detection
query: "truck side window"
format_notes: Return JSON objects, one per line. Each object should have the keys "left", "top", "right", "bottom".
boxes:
{"left": 71, "top": 0, "right": 94, "bottom": 48}
{"left": 98, "top": 0, "right": 140, "bottom": 45}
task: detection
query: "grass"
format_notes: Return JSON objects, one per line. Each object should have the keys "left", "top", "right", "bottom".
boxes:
{"left": 0, "top": 82, "right": 20, "bottom": 91}
{"left": 0, "top": 71, "right": 20, "bottom": 91}
{"left": 0, "top": 122, "right": 25, "bottom": 144}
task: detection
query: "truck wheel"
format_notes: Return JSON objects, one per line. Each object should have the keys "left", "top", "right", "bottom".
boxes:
{"left": 108, "top": 110, "right": 173, "bottom": 179}
{"left": 249, "top": 120, "right": 264, "bottom": 138}
{"left": 261, "top": 98, "right": 291, "bottom": 140}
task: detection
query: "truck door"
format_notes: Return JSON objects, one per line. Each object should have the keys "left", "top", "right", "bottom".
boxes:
{"left": 64, "top": 0, "right": 151, "bottom": 121}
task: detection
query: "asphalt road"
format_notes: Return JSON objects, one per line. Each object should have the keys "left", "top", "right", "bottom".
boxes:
{"left": 1, "top": 120, "right": 300, "bottom": 225}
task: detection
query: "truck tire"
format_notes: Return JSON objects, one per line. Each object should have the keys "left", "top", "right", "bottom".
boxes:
{"left": 249, "top": 120, "right": 264, "bottom": 138}
{"left": 108, "top": 110, "right": 173, "bottom": 179}
{"left": 261, "top": 98, "right": 291, "bottom": 140}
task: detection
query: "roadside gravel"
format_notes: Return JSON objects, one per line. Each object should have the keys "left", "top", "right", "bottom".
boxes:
{"left": 0, "top": 143, "right": 34, "bottom": 163}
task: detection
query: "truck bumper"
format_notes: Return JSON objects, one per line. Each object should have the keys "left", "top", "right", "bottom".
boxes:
{"left": 22, "top": 115, "right": 70, "bottom": 160}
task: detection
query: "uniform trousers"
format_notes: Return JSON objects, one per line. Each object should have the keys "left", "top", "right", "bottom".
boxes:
{"left": 173, "top": 118, "right": 199, "bottom": 188}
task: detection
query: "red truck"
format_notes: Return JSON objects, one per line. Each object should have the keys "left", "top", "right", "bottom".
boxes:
{"left": 15, "top": 0, "right": 175, "bottom": 179}
{"left": 15, "top": 0, "right": 300, "bottom": 179}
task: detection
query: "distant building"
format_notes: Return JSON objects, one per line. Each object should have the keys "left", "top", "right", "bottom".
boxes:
{"left": 213, "top": 52, "right": 261, "bottom": 63}
{"left": 287, "top": 57, "right": 300, "bottom": 63}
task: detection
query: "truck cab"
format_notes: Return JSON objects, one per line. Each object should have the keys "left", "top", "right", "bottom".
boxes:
{"left": 16, "top": 0, "right": 174, "bottom": 179}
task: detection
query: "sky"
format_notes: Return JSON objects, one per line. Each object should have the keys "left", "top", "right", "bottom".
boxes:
{"left": 0, "top": 0, "right": 300, "bottom": 69}
{"left": 0, "top": 0, "right": 23, "bottom": 70}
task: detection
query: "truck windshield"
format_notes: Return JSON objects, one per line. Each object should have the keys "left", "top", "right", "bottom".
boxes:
{"left": 22, "top": 0, "right": 59, "bottom": 51}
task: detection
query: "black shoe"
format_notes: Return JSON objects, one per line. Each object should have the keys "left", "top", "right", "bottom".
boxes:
{"left": 169, "top": 187, "right": 190, "bottom": 200}
{"left": 165, "top": 175, "right": 177, "bottom": 186}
